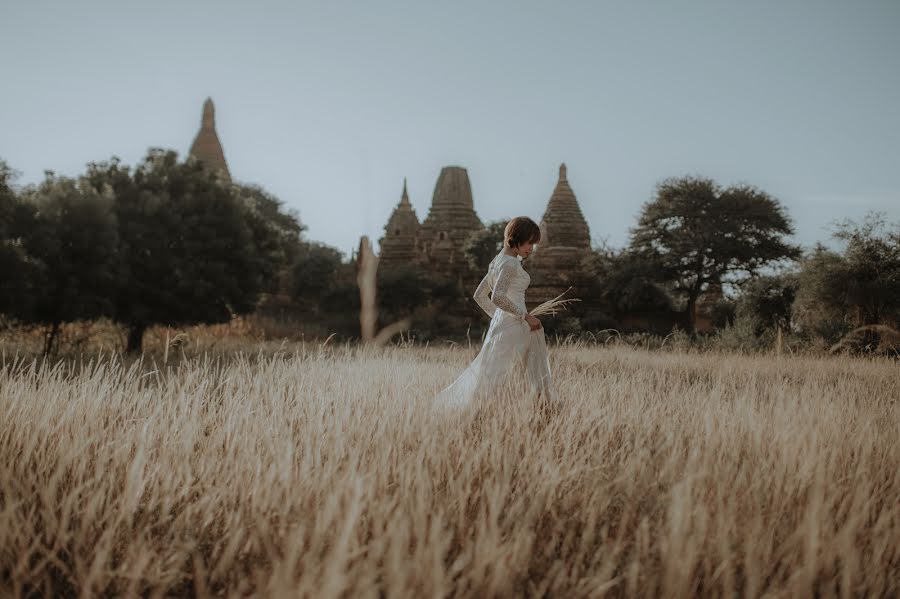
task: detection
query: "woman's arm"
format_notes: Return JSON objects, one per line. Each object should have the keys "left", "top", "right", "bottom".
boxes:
{"left": 490, "top": 260, "right": 528, "bottom": 320}
{"left": 473, "top": 271, "right": 497, "bottom": 318}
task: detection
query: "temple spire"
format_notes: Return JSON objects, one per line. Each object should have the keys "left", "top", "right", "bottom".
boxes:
{"left": 539, "top": 162, "right": 590, "bottom": 251}
{"left": 400, "top": 177, "right": 410, "bottom": 207}
{"left": 379, "top": 177, "right": 421, "bottom": 266}
{"left": 202, "top": 98, "right": 215, "bottom": 128}
{"left": 189, "top": 97, "right": 231, "bottom": 182}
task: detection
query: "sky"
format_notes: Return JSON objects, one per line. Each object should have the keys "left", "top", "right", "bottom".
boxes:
{"left": 2, "top": 0, "right": 898, "bottom": 258}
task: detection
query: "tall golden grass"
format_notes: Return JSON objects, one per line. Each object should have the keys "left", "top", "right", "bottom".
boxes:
{"left": 1, "top": 344, "right": 898, "bottom": 597}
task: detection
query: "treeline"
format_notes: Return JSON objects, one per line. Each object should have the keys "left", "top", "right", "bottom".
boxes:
{"left": 1, "top": 150, "right": 477, "bottom": 354}
{"left": 2, "top": 152, "right": 899, "bottom": 355}
{"left": 607, "top": 177, "right": 899, "bottom": 348}
{"left": 583, "top": 209, "right": 900, "bottom": 352}
{"left": 0, "top": 150, "right": 353, "bottom": 353}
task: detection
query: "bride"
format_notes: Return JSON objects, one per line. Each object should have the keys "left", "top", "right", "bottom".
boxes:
{"left": 434, "top": 216, "right": 557, "bottom": 410}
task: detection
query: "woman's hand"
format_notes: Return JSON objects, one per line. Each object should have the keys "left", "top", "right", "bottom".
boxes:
{"left": 525, "top": 314, "right": 542, "bottom": 331}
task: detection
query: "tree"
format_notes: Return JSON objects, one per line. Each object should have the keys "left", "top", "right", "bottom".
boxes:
{"left": 236, "top": 184, "right": 306, "bottom": 294}
{"left": 463, "top": 219, "right": 507, "bottom": 273}
{"left": 377, "top": 264, "right": 428, "bottom": 321}
{"left": 794, "top": 215, "right": 900, "bottom": 337}
{"left": 20, "top": 174, "right": 119, "bottom": 354}
{"left": 86, "top": 149, "right": 284, "bottom": 352}
{"left": 792, "top": 248, "right": 851, "bottom": 343}
{"left": 629, "top": 176, "right": 800, "bottom": 332}
{"left": 736, "top": 273, "right": 799, "bottom": 336}
{"left": 0, "top": 160, "right": 38, "bottom": 320}
{"left": 582, "top": 246, "right": 673, "bottom": 317}
{"left": 321, "top": 278, "right": 361, "bottom": 317}
{"left": 290, "top": 242, "right": 344, "bottom": 312}
{"left": 831, "top": 215, "right": 900, "bottom": 326}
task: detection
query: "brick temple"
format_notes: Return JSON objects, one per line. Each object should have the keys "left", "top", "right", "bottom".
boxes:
{"left": 189, "top": 98, "right": 231, "bottom": 182}
{"left": 378, "top": 163, "right": 593, "bottom": 305}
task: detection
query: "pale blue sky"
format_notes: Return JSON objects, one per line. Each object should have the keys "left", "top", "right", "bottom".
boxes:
{"left": 2, "top": 0, "right": 898, "bottom": 257}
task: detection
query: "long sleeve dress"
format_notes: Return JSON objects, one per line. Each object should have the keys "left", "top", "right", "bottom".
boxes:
{"left": 433, "top": 252, "right": 556, "bottom": 409}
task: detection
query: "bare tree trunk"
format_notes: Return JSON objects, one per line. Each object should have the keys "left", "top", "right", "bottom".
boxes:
{"left": 127, "top": 323, "right": 147, "bottom": 353}
{"left": 356, "top": 235, "right": 410, "bottom": 346}
{"left": 684, "top": 293, "right": 698, "bottom": 334}
{"left": 43, "top": 321, "right": 60, "bottom": 357}
{"left": 356, "top": 236, "right": 378, "bottom": 343}
{"left": 775, "top": 324, "right": 784, "bottom": 355}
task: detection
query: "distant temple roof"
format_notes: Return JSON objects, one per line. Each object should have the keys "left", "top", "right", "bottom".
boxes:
{"left": 418, "top": 166, "right": 484, "bottom": 269}
{"left": 419, "top": 166, "right": 483, "bottom": 240}
{"left": 430, "top": 165, "right": 475, "bottom": 212}
{"left": 539, "top": 163, "right": 590, "bottom": 250}
{"left": 379, "top": 178, "right": 421, "bottom": 265}
{"left": 189, "top": 98, "right": 231, "bottom": 182}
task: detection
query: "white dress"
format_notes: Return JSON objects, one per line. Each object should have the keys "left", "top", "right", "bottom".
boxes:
{"left": 433, "top": 252, "right": 557, "bottom": 409}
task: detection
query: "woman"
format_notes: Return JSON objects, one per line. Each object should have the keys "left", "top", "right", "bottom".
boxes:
{"left": 433, "top": 217, "right": 557, "bottom": 409}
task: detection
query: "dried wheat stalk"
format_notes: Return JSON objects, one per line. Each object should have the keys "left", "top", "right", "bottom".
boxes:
{"left": 529, "top": 287, "right": 581, "bottom": 317}
{"left": 357, "top": 235, "right": 410, "bottom": 346}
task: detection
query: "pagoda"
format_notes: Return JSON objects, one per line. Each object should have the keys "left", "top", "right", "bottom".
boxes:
{"left": 417, "top": 166, "right": 484, "bottom": 276}
{"left": 188, "top": 98, "right": 231, "bottom": 182}
{"left": 535, "top": 163, "right": 590, "bottom": 263}
{"left": 527, "top": 163, "right": 592, "bottom": 303}
{"left": 378, "top": 179, "right": 421, "bottom": 267}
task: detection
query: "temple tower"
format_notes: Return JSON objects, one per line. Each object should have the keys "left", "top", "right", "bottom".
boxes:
{"left": 533, "top": 163, "right": 590, "bottom": 269}
{"left": 378, "top": 178, "right": 421, "bottom": 267}
{"left": 418, "top": 166, "right": 484, "bottom": 273}
{"left": 189, "top": 98, "right": 231, "bottom": 182}
{"left": 524, "top": 163, "right": 592, "bottom": 305}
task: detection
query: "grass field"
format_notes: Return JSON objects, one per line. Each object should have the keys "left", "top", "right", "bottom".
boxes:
{"left": 1, "top": 343, "right": 899, "bottom": 597}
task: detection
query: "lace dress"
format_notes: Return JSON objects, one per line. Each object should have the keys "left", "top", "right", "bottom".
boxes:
{"left": 433, "top": 252, "right": 556, "bottom": 409}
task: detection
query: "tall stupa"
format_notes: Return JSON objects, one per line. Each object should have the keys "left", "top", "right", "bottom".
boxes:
{"left": 417, "top": 166, "right": 484, "bottom": 274}
{"left": 525, "top": 163, "right": 592, "bottom": 304}
{"left": 189, "top": 98, "right": 231, "bottom": 182}
{"left": 533, "top": 163, "right": 591, "bottom": 269}
{"left": 378, "top": 178, "right": 421, "bottom": 267}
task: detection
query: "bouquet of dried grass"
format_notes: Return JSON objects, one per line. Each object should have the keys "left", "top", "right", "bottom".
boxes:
{"left": 529, "top": 287, "right": 580, "bottom": 317}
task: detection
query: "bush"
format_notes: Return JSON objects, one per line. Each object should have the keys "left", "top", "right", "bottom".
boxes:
{"left": 579, "top": 312, "right": 621, "bottom": 334}
{"left": 710, "top": 316, "right": 775, "bottom": 352}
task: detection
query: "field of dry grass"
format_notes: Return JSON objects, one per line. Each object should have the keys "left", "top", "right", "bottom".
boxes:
{"left": 1, "top": 343, "right": 898, "bottom": 597}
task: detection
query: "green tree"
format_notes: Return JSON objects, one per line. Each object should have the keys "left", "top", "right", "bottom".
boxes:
{"left": 736, "top": 273, "right": 799, "bottom": 335}
{"left": 792, "top": 248, "right": 851, "bottom": 343}
{"left": 629, "top": 176, "right": 800, "bottom": 332}
{"left": 582, "top": 247, "right": 673, "bottom": 317}
{"left": 236, "top": 184, "right": 306, "bottom": 294}
{"left": 463, "top": 219, "right": 507, "bottom": 273}
{"left": 87, "top": 149, "right": 284, "bottom": 352}
{"left": 290, "top": 242, "right": 344, "bottom": 312}
{"left": 321, "top": 278, "right": 361, "bottom": 317}
{"left": 0, "top": 161, "right": 37, "bottom": 319}
{"left": 831, "top": 214, "right": 900, "bottom": 326}
{"left": 20, "top": 174, "right": 119, "bottom": 354}
{"left": 377, "top": 264, "right": 428, "bottom": 321}
{"left": 794, "top": 215, "right": 900, "bottom": 337}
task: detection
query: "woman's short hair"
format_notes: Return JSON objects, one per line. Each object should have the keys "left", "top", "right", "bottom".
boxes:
{"left": 504, "top": 216, "right": 541, "bottom": 248}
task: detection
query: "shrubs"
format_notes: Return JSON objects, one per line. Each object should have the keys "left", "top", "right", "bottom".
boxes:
{"left": 830, "top": 325, "right": 900, "bottom": 358}
{"left": 794, "top": 215, "right": 900, "bottom": 336}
